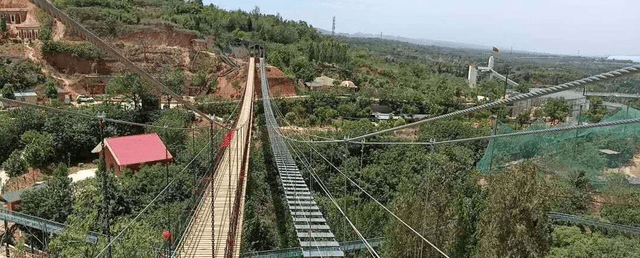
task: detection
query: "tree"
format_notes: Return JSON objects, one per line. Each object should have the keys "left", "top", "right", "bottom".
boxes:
{"left": 585, "top": 96, "right": 608, "bottom": 123}
{"left": 0, "top": 114, "right": 19, "bottom": 164}
{"left": 1, "top": 60, "right": 45, "bottom": 91}
{"left": 161, "top": 67, "right": 185, "bottom": 107}
{"left": 148, "top": 109, "right": 193, "bottom": 151}
{"left": 477, "top": 79, "right": 504, "bottom": 100}
{"left": 514, "top": 82, "right": 531, "bottom": 93}
{"left": 45, "top": 80, "right": 59, "bottom": 101}
{"left": 0, "top": 17, "right": 6, "bottom": 36}
{"left": 478, "top": 162, "right": 552, "bottom": 258}
{"left": 517, "top": 110, "right": 532, "bottom": 127}
{"left": 547, "top": 226, "right": 640, "bottom": 257}
{"left": 106, "top": 72, "right": 152, "bottom": 110}
{"left": 21, "top": 130, "right": 54, "bottom": 168}
{"left": 385, "top": 152, "right": 483, "bottom": 258}
{"left": 1, "top": 84, "right": 15, "bottom": 99}
{"left": 2, "top": 150, "right": 27, "bottom": 177}
{"left": 192, "top": 72, "right": 206, "bottom": 87}
{"left": 21, "top": 163, "right": 73, "bottom": 223}
{"left": 542, "top": 98, "right": 570, "bottom": 122}
{"left": 290, "top": 56, "right": 316, "bottom": 83}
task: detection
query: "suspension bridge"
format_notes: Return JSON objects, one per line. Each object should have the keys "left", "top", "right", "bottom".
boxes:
{"left": 3, "top": 1, "right": 640, "bottom": 257}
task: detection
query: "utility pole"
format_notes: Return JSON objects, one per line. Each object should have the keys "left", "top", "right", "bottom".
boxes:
{"left": 164, "top": 125, "right": 171, "bottom": 257}
{"left": 332, "top": 16, "right": 336, "bottom": 37}
{"left": 98, "top": 112, "right": 111, "bottom": 258}
{"left": 4, "top": 220, "right": 9, "bottom": 258}
{"left": 209, "top": 116, "right": 215, "bottom": 257}
{"left": 573, "top": 105, "right": 583, "bottom": 159}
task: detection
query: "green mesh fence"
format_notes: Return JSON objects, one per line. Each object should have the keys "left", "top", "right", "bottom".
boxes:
{"left": 477, "top": 107, "right": 640, "bottom": 188}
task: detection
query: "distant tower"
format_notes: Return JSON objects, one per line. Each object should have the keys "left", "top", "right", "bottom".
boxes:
{"left": 332, "top": 16, "right": 336, "bottom": 37}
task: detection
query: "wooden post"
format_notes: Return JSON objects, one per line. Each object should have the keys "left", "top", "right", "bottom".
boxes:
{"left": 4, "top": 220, "right": 9, "bottom": 258}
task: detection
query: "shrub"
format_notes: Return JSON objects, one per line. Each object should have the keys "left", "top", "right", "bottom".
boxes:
{"left": 41, "top": 41, "right": 104, "bottom": 60}
{"left": 3, "top": 150, "right": 27, "bottom": 177}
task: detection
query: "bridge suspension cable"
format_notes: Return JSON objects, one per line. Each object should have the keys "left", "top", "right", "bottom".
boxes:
{"left": 0, "top": 97, "right": 206, "bottom": 130}
{"left": 285, "top": 134, "right": 381, "bottom": 258}
{"left": 279, "top": 64, "right": 640, "bottom": 144}
{"left": 264, "top": 75, "right": 448, "bottom": 257}
{"left": 282, "top": 116, "right": 640, "bottom": 146}
{"left": 94, "top": 141, "right": 212, "bottom": 258}
{"left": 296, "top": 139, "right": 451, "bottom": 258}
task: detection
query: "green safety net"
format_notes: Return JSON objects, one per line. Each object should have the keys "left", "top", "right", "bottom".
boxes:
{"left": 477, "top": 107, "right": 640, "bottom": 188}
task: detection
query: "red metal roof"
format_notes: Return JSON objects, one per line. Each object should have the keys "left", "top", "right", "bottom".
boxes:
{"left": 105, "top": 133, "right": 172, "bottom": 166}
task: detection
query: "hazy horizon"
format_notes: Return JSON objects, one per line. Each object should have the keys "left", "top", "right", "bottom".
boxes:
{"left": 205, "top": 0, "right": 640, "bottom": 57}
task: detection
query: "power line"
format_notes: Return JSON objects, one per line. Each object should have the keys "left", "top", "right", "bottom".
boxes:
{"left": 263, "top": 78, "right": 448, "bottom": 257}
{"left": 1, "top": 97, "right": 201, "bottom": 130}
{"left": 284, "top": 64, "right": 640, "bottom": 144}
{"left": 351, "top": 117, "right": 640, "bottom": 146}
{"left": 94, "top": 141, "right": 212, "bottom": 258}
{"left": 277, "top": 117, "right": 640, "bottom": 147}
{"left": 288, "top": 134, "right": 450, "bottom": 258}
{"left": 286, "top": 138, "right": 381, "bottom": 258}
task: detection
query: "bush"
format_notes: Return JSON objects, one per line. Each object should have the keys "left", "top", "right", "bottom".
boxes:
{"left": 21, "top": 131, "right": 54, "bottom": 168}
{"left": 41, "top": 41, "right": 104, "bottom": 60}
{"left": 3, "top": 150, "right": 27, "bottom": 177}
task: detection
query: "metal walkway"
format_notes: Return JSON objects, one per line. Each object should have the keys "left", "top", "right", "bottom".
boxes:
{"left": 0, "top": 209, "right": 100, "bottom": 243}
{"left": 243, "top": 238, "right": 383, "bottom": 258}
{"left": 549, "top": 212, "right": 640, "bottom": 235}
{"left": 259, "top": 58, "right": 344, "bottom": 257}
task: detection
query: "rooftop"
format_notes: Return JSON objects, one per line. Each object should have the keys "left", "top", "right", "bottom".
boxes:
{"left": 104, "top": 133, "right": 173, "bottom": 166}
{"left": 0, "top": 8, "right": 28, "bottom": 12}
{"left": 15, "top": 91, "right": 38, "bottom": 97}
{"left": 531, "top": 88, "right": 586, "bottom": 101}
{"left": 305, "top": 76, "right": 335, "bottom": 87}
{"left": 0, "top": 182, "right": 48, "bottom": 203}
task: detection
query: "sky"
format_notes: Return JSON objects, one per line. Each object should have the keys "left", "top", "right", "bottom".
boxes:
{"left": 204, "top": 0, "right": 640, "bottom": 57}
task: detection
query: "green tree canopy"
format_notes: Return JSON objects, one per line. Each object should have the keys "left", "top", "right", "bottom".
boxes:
{"left": 106, "top": 71, "right": 152, "bottom": 110}
{"left": 542, "top": 98, "right": 570, "bottom": 122}
{"left": 21, "top": 130, "right": 54, "bottom": 168}
{"left": 21, "top": 163, "right": 73, "bottom": 223}
{"left": 2, "top": 150, "right": 27, "bottom": 178}
{"left": 478, "top": 162, "right": 552, "bottom": 258}
{"left": 45, "top": 80, "right": 59, "bottom": 100}
{"left": 161, "top": 67, "right": 185, "bottom": 106}
{"left": 548, "top": 226, "right": 640, "bottom": 258}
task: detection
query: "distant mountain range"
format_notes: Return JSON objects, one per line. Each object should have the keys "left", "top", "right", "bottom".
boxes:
{"left": 317, "top": 28, "right": 493, "bottom": 51}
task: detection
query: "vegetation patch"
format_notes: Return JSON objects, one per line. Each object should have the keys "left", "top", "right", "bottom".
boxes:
{"left": 41, "top": 41, "right": 104, "bottom": 61}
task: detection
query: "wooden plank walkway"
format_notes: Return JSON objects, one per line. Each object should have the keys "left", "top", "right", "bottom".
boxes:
{"left": 177, "top": 58, "right": 255, "bottom": 258}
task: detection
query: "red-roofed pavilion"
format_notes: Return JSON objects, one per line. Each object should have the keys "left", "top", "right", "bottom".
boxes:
{"left": 98, "top": 133, "right": 173, "bottom": 175}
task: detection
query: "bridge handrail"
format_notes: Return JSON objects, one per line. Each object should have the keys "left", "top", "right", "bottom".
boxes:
{"left": 242, "top": 238, "right": 384, "bottom": 258}
{"left": 548, "top": 212, "right": 640, "bottom": 234}
{"left": 0, "top": 208, "right": 103, "bottom": 243}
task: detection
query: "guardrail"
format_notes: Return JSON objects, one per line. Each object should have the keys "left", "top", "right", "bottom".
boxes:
{"left": 242, "top": 238, "right": 384, "bottom": 258}
{"left": 548, "top": 212, "right": 640, "bottom": 235}
{"left": 0, "top": 209, "right": 101, "bottom": 243}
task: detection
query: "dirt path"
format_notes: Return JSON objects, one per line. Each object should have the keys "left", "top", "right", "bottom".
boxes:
{"left": 24, "top": 43, "right": 80, "bottom": 97}
{"left": 619, "top": 154, "right": 640, "bottom": 178}
{"left": 52, "top": 20, "right": 66, "bottom": 41}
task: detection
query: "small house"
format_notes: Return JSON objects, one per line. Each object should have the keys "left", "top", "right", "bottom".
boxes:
{"left": 0, "top": 182, "right": 48, "bottom": 212}
{"left": 93, "top": 133, "right": 173, "bottom": 176}
{"left": 305, "top": 76, "right": 335, "bottom": 91}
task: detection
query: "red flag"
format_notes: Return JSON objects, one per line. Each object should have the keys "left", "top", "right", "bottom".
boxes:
{"left": 162, "top": 230, "right": 171, "bottom": 242}
{"left": 221, "top": 131, "right": 235, "bottom": 147}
